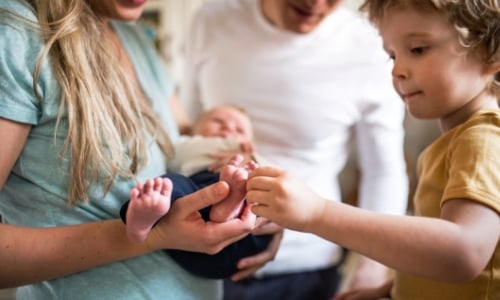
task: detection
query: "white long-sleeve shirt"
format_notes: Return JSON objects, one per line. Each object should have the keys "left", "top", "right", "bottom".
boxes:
{"left": 180, "top": 0, "right": 408, "bottom": 276}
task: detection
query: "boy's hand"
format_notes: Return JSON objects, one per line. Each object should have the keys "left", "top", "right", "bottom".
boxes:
{"left": 246, "top": 166, "right": 327, "bottom": 233}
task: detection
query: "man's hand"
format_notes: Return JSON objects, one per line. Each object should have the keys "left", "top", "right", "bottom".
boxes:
{"left": 229, "top": 219, "right": 283, "bottom": 281}
{"left": 347, "top": 255, "right": 390, "bottom": 291}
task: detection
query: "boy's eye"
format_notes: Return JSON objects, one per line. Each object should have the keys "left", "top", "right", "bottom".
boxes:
{"left": 410, "top": 46, "right": 428, "bottom": 55}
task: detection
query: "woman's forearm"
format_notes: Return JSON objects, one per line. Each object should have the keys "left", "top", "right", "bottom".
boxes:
{"left": 0, "top": 220, "right": 149, "bottom": 288}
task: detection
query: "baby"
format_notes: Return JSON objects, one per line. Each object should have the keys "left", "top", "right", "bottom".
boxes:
{"left": 120, "top": 105, "right": 271, "bottom": 278}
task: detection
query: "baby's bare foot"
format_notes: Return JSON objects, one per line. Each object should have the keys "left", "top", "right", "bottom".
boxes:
{"left": 126, "top": 177, "right": 172, "bottom": 243}
{"left": 210, "top": 155, "right": 250, "bottom": 222}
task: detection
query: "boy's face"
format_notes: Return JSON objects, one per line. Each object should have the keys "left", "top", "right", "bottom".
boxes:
{"left": 194, "top": 107, "right": 253, "bottom": 144}
{"left": 379, "top": 8, "right": 493, "bottom": 124}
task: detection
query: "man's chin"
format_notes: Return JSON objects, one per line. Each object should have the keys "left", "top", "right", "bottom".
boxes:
{"left": 287, "top": 23, "right": 318, "bottom": 34}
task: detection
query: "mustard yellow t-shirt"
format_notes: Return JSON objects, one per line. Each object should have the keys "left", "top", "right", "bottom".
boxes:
{"left": 392, "top": 110, "right": 500, "bottom": 300}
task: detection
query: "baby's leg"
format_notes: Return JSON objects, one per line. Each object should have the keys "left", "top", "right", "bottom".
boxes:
{"left": 210, "top": 155, "right": 257, "bottom": 222}
{"left": 126, "top": 177, "right": 172, "bottom": 243}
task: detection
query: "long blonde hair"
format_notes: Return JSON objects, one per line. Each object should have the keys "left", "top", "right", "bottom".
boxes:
{"left": 6, "top": 0, "right": 172, "bottom": 205}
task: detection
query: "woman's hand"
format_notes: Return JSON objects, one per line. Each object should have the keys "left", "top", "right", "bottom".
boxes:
{"left": 147, "top": 181, "right": 256, "bottom": 254}
{"left": 229, "top": 218, "right": 283, "bottom": 281}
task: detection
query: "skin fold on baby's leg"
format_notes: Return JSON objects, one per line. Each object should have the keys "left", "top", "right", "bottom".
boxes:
{"left": 126, "top": 177, "right": 173, "bottom": 243}
{"left": 210, "top": 155, "right": 257, "bottom": 222}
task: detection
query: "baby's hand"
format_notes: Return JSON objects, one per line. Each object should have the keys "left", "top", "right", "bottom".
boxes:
{"left": 246, "top": 166, "right": 326, "bottom": 233}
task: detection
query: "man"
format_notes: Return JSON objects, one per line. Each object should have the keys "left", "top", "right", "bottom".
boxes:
{"left": 180, "top": 0, "right": 408, "bottom": 299}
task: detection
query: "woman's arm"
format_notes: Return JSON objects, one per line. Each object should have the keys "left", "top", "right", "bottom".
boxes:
{"left": 0, "top": 219, "right": 149, "bottom": 288}
{"left": 0, "top": 182, "right": 255, "bottom": 288}
{"left": 0, "top": 118, "right": 255, "bottom": 288}
{"left": 248, "top": 166, "right": 500, "bottom": 282}
{"left": 1, "top": 118, "right": 148, "bottom": 287}
{"left": 0, "top": 118, "right": 29, "bottom": 189}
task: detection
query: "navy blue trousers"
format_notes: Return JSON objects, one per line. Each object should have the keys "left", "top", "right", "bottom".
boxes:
{"left": 120, "top": 170, "right": 272, "bottom": 279}
{"left": 223, "top": 264, "right": 341, "bottom": 300}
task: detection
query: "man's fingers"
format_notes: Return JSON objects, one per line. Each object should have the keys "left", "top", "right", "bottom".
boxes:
{"left": 252, "top": 220, "right": 282, "bottom": 235}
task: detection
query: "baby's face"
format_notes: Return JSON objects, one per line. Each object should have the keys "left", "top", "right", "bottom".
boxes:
{"left": 194, "top": 107, "right": 253, "bottom": 143}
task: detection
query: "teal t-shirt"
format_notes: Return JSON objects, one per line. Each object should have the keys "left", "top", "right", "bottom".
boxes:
{"left": 0, "top": 1, "right": 221, "bottom": 299}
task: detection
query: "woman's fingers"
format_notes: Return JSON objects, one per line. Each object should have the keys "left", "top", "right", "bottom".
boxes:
{"left": 174, "top": 181, "right": 230, "bottom": 213}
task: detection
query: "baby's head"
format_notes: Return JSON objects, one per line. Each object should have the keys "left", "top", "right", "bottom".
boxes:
{"left": 192, "top": 105, "right": 254, "bottom": 144}
{"left": 360, "top": 0, "right": 500, "bottom": 98}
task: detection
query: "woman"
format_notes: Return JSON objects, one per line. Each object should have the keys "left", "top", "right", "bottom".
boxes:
{"left": 0, "top": 0, "right": 257, "bottom": 299}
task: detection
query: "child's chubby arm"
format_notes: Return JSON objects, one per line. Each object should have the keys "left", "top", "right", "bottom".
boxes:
{"left": 248, "top": 166, "right": 500, "bottom": 283}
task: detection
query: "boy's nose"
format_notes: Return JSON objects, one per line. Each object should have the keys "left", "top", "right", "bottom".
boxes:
{"left": 392, "top": 59, "right": 409, "bottom": 80}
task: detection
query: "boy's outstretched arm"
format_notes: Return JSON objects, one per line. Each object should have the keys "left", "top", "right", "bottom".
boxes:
{"left": 248, "top": 167, "right": 500, "bottom": 282}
